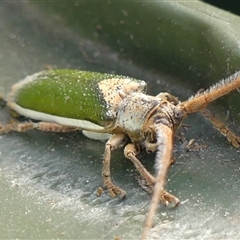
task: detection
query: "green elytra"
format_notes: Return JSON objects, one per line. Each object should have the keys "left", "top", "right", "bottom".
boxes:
{"left": 14, "top": 69, "right": 146, "bottom": 126}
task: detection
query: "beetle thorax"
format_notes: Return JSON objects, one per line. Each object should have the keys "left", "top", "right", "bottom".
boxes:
{"left": 116, "top": 92, "right": 185, "bottom": 147}
{"left": 116, "top": 93, "right": 161, "bottom": 142}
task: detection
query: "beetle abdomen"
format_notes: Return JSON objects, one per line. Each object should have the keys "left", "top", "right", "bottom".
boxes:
{"left": 8, "top": 69, "right": 146, "bottom": 129}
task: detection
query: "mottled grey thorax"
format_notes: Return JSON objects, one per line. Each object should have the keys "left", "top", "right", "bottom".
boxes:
{"left": 116, "top": 93, "right": 160, "bottom": 140}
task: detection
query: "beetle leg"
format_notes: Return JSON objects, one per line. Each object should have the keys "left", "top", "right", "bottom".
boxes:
{"left": 36, "top": 122, "right": 78, "bottom": 132}
{"left": 124, "top": 143, "right": 179, "bottom": 206}
{"left": 0, "top": 121, "right": 35, "bottom": 133}
{"left": 124, "top": 143, "right": 155, "bottom": 184}
{"left": 0, "top": 94, "right": 6, "bottom": 106}
{"left": 200, "top": 108, "right": 240, "bottom": 147}
{"left": 0, "top": 120, "right": 78, "bottom": 134}
{"left": 102, "top": 133, "right": 127, "bottom": 198}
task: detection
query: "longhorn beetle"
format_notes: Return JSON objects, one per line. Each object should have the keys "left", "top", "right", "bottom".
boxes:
{"left": 0, "top": 69, "right": 240, "bottom": 240}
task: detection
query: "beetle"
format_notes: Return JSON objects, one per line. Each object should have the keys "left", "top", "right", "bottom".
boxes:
{"left": 1, "top": 69, "right": 240, "bottom": 240}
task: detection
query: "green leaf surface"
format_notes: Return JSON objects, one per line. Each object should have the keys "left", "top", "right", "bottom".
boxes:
{"left": 0, "top": 1, "right": 240, "bottom": 239}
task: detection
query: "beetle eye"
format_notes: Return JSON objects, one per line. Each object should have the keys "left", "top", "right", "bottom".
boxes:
{"left": 174, "top": 109, "right": 184, "bottom": 121}
{"left": 154, "top": 117, "right": 162, "bottom": 125}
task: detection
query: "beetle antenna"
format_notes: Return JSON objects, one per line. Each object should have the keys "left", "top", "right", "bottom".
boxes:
{"left": 0, "top": 94, "right": 7, "bottom": 107}
{"left": 141, "top": 124, "right": 174, "bottom": 240}
{"left": 180, "top": 71, "right": 240, "bottom": 114}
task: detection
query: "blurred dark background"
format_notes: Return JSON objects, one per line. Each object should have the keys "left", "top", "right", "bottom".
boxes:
{"left": 204, "top": 0, "right": 240, "bottom": 15}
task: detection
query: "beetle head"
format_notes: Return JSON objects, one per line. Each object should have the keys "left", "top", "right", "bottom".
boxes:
{"left": 143, "top": 100, "right": 185, "bottom": 153}
{"left": 147, "top": 100, "right": 185, "bottom": 130}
